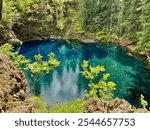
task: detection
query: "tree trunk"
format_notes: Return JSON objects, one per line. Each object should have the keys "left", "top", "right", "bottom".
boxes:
{"left": 0, "top": 0, "right": 2, "bottom": 20}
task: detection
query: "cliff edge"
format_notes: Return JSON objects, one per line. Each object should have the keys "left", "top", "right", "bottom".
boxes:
{"left": 0, "top": 53, "right": 37, "bottom": 113}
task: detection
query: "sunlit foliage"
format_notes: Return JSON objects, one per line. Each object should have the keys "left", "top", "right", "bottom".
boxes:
{"left": 81, "top": 60, "right": 116, "bottom": 100}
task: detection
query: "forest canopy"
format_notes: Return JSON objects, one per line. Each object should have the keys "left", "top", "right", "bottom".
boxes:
{"left": 0, "top": 0, "right": 149, "bottom": 56}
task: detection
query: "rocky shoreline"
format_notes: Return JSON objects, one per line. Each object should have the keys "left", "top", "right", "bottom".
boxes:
{"left": 84, "top": 98, "right": 149, "bottom": 113}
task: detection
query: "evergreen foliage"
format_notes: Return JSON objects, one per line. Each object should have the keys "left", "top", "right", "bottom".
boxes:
{"left": 79, "top": 0, "right": 150, "bottom": 55}
{"left": 1, "top": 0, "right": 149, "bottom": 56}
{"left": 136, "top": 1, "right": 150, "bottom": 55}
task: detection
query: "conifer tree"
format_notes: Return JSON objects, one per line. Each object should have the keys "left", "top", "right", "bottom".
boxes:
{"left": 136, "top": 0, "right": 150, "bottom": 55}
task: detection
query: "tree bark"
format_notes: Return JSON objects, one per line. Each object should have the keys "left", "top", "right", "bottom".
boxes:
{"left": 0, "top": 0, "right": 3, "bottom": 20}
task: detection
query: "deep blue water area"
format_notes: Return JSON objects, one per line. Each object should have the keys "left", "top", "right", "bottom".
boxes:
{"left": 18, "top": 40, "right": 150, "bottom": 107}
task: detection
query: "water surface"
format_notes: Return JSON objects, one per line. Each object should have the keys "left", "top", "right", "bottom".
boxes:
{"left": 18, "top": 40, "right": 150, "bottom": 106}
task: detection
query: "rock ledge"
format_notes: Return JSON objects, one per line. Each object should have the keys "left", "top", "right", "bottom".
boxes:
{"left": 84, "top": 98, "right": 149, "bottom": 113}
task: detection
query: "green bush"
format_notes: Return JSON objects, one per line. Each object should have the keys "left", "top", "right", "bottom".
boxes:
{"left": 31, "top": 96, "right": 45, "bottom": 112}
{"left": 32, "top": 97, "right": 85, "bottom": 113}
{"left": 0, "top": 43, "right": 60, "bottom": 90}
{"left": 140, "top": 95, "right": 148, "bottom": 109}
{"left": 15, "top": 0, "right": 32, "bottom": 13}
{"left": 81, "top": 60, "right": 116, "bottom": 100}
{"left": 0, "top": 43, "right": 30, "bottom": 68}
{"left": 48, "top": 99, "right": 85, "bottom": 113}
{"left": 96, "top": 31, "right": 116, "bottom": 43}
{"left": 74, "top": 22, "right": 85, "bottom": 34}
{"left": 1, "top": 0, "right": 19, "bottom": 28}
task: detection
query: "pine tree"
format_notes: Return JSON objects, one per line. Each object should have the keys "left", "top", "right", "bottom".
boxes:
{"left": 122, "top": 0, "right": 141, "bottom": 40}
{"left": 136, "top": 0, "right": 150, "bottom": 55}
{"left": 109, "top": 0, "right": 124, "bottom": 35}
{"left": 79, "top": 0, "right": 97, "bottom": 31}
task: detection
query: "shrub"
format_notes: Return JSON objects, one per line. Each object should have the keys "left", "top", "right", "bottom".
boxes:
{"left": 31, "top": 96, "right": 45, "bottom": 112}
{"left": 32, "top": 98, "right": 85, "bottom": 113}
{"left": 1, "top": 0, "right": 19, "bottom": 29}
{"left": 0, "top": 43, "right": 30, "bottom": 68}
{"left": 15, "top": 0, "right": 32, "bottom": 13}
{"left": 47, "top": 99, "right": 85, "bottom": 113}
{"left": 81, "top": 60, "right": 116, "bottom": 100}
{"left": 140, "top": 94, "right": 148, "bottom": 109}
{"left": 0, "top": 43, "right": 60, "bottom": 90}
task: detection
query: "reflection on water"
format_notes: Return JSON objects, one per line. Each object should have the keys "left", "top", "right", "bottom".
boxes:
{"left": 18, "top": 40, "right": 150, "bottom": 106}
{"left": 40, "top": 65, "right": 84, "bottom": 103}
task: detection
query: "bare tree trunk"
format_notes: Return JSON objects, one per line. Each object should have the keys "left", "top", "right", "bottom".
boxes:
{"left": 0, "top": 0, "right": 3, "bottom": 20}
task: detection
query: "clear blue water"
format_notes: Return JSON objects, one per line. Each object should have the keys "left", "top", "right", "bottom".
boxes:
{"left": 18, "top": 40, "right": 150, "bottom": 107}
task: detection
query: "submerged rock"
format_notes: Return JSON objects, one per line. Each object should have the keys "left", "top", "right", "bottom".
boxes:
{"left": 0, "top": 53, "right": 37, "bottom": 113}
{"left": 84, "top": 98, "right": 149, "bottom": 113}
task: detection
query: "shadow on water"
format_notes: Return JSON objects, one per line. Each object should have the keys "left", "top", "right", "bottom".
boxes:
{"left": 18, "top": 40, "right": 150, "bottom": 106}
{"left": 126, "top": 68, "right": 150, "bottom": 107}
{"left": 81, "top": 44, "right": 108, "bottom": 60}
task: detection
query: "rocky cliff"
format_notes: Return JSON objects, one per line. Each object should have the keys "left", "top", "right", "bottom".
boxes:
{"left": 0, "top": 53, "right": 37, "bottom": 113}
